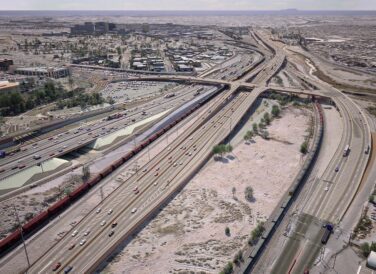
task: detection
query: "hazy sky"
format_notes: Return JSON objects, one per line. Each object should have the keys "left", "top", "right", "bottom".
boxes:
{"left": 1, "top": 0, "right": 375, "bottom": 10}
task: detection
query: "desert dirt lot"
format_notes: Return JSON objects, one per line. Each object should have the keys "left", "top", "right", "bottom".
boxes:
{"left": 101, "top": 105, "right": 312, "bottom": 274}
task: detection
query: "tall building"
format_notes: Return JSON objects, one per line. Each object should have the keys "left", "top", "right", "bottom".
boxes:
{"left": 95, "top": 22, "right": 109, "bottom": 34}
{"left": 70, "top": 22, "right": 95, "bottom": 35}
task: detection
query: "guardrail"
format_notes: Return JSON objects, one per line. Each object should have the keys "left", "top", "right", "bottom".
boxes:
{"left": 237, "top": 102, "right": 324, "bottom": 273}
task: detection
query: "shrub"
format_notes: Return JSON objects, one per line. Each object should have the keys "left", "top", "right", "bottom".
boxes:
{"left": 245, "top": 186, "right": 254, "bottom": 202}
{"left": 300, "top": 141, "right": 308, "bottom": 154}
{"left": 271, "top": 105, "right": 280, "bottom": 117}
{"left": 220, "top": 262, "right": 233, "bottom": 274}
{"left": 360, "top": 242, "right": 371, "bottom": 257}
{"left": 252, "top": 123, "right": 258, "bottom": 134}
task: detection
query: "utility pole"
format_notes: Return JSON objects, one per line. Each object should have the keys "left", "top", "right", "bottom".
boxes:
{"left": 13, "top": 205, "right": 30, "bottom": 270}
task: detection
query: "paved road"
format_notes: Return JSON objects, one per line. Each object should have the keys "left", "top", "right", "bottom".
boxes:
{"left": 265, "top": 61, "right": 370, "bottom": 273}
{"left": 27, "top": 80, "right": 267, "bottom": 273}
{"left": 0, "top": 85, "right": 213, "bottom": 183}
{"left": 25, "top": 28, "right": 288, "bottom": 273}
{"left": 18, "top": 28, "right": 303, "bottom": 273}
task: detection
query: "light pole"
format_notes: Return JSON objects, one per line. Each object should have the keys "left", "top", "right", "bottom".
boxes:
{"left": 13, "top": 205, "right": 30, "bottom": 270}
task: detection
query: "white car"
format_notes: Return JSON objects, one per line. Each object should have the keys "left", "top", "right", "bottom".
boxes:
{"left": 80, "top": 239, "right": 86, "bottom": 246}
{"left": 324, "top": 186, "right": 329, "bottom": 191}
{"left": 108, "top": 209, "right": 113, "bottom": 215}
{"left": 71, "top": 230, "right": 78, "bottom": 237}
{"left": 131, "top": 208, "right": 137, "bottom": 214}
{"left": 96, "top": 208, "right": 101, "bottom": 214}
{"left": 100, "top": 220, "right": 106, "bottom": 226}
{"left": 84, "top": 230, "right": 90, "bottom": 236}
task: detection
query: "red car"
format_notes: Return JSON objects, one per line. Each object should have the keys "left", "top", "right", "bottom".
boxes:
{"left": 52, "top": 262, "right": 61, "bottom": 271}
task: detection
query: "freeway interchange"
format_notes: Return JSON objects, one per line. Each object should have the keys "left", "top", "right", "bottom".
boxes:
{"left": 1, "top": 29, "right": 371, "bottom": 274}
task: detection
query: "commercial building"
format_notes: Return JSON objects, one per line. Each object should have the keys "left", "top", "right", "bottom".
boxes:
{"left": 15, "top": 67, "right": 70, "bottom": 79}
{"left": 70, "top": 22, "right": 95, "bottom": 35}
{"left": 0, "top": 81, "right": 19, "bottom": 94}
{"left": 70, "top": 22, "right": 116, "bottom": 35}
{"left": 95, "top": 22, "right": 109, "bottom": 34}
{"left": 0, "top": 59, "right": 13, "bottom": 71}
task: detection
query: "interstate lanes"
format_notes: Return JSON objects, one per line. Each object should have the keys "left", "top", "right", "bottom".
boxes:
{"left": 28, "top": 85, "right": 268, "bottom": 273}
{"left": 0, "top": 85, "right": 215, "bottom": 183}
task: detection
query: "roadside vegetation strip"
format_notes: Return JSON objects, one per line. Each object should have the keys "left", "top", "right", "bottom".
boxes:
{"left": 235, "top": 102, "right": 324, "bottom": 274}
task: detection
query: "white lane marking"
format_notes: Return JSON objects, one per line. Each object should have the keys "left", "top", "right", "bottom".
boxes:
{"left": 356, "top": 265, "right": 361, "bottom": 274}
{"left": 38, "top": 257, "right": 55, "bottom": 273}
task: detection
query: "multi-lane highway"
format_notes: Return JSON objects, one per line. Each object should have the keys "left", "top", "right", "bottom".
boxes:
{"left": 0, "top": 85, "right": 216, "bottom": 183}
{"left": 21, "top": 29, "right": 288, "bottom": 273}
{"left": 0, "top": 26, "right": 341, "bottom": 274}
{"left": 28, "top": 81, "right": 269, "bottom": 273}
{"left": 256, "top": 52, "right": 370, "bottom": 274}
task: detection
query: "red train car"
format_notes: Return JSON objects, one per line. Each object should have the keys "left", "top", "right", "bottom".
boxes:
{"left": 48, "top": 196, "right": 71, "bottom": 215}
{"left": 87, "top": 175, "right": 101, "bottom": 187}
{"left": 140, "top": 139, "right": 150, "bottom": 148}
{"left": 0, "top": 229, "right": 21, "bottom": 251}
{"left": 132, "top": 146, "right": 142, "bottom": 155}
{"left": 100, "top": 166, "right": 113, "bottom": 178}
{"left": 22, "top": 211, "right": 49, "bottom": 233}
{"left": 148, "top": 135, "right": 158, "bottom": 143}
{"left": 69, "top": 184, "right": 89, "bottom": 200}
{"left": 122, "top": 152, "right": 133, "bottom": 162}
{"left": 111, "top": 158, "right": 124, "bottom": 169}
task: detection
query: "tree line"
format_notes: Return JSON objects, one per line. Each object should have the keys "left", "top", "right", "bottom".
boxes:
{"left": 0, "top": 81, "right": 106, "bottom": 116}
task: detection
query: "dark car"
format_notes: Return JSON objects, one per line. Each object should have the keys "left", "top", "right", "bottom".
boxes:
{"left": 335, "top": 166, "right": 339, "bottom": 172}
{"left": 111, "top": 222, "right": 118, "bottom": 228}
{"left": 52, "top": 262, "right": 61, "bottom": 271}
{"left": 109, "top": 231, "right": 115, "bottom": 237}
{"left": 64, "top": 266, "right": 73, "bottom": 273}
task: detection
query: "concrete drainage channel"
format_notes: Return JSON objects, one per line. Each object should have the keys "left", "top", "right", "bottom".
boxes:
{"left": 237, "top": 102, "right": 324, "bottom": 274}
